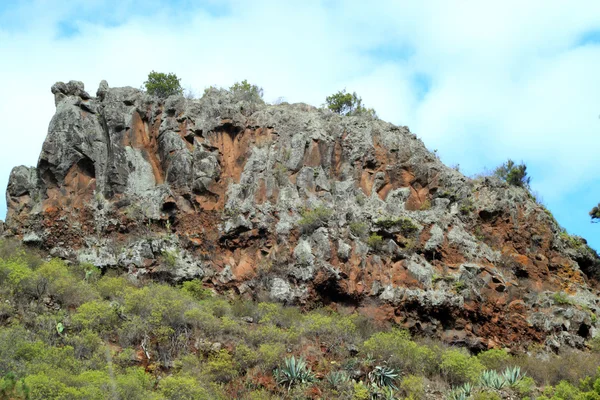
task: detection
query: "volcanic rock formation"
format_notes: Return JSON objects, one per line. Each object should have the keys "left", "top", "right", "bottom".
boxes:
{"left": 4, "top": 80, "right": 600, "bottom": 351}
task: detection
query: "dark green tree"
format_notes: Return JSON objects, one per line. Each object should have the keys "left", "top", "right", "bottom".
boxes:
{"left": 493, "top": 159, "right": 531, "bottom": 188}
{"left": 590, "top": 204, "right": 600, "bottom": 222}
{"left": 325, "top": 89, "right": 376, "bottom": 117}
{"left": 144, "top": 71, "right": 183, "bottom": 98}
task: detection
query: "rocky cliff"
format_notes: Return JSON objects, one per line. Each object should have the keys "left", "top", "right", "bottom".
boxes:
{"left": 4, "top": 80, "right": 600, "bottom": 351}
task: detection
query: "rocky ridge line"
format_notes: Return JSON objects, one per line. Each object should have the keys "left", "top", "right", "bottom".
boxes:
{"left": 3, "top": 80, "right": 600, "bottom": 351}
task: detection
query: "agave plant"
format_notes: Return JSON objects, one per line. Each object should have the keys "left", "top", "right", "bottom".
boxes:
{"left": 446, "top": 388, "right": 468, "bottom": 400}
{"left": 326, "top": 370, "right": 350, "bottom": 388}
{"left": 274, "top": 356, "right": 315, "bottom": 390}
{"left": 368, "top": 382, "right": 397, "bottom": 400}
{"left": 368, "top": 365, "right": 399, "bottom": 390}
{"left": 446, "top": 382, "right": 472, "bottom": 400}
{"left": 479, "top": 369, "right": 507, "bottom": 390}
{"left": 502, "top": 366, "right": 525, "bottom": 386}
{"left": 459, "top": 382, "right": 473, "bottom": 397}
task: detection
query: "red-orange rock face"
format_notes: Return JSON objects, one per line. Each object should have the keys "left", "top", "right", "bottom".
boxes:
{"left": 4, "top": 80, "right": 600, "bottom": 351}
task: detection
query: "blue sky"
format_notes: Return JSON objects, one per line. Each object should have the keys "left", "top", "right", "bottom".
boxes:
{"left": 0, "top": 0, "right": 599, "bottom": 250}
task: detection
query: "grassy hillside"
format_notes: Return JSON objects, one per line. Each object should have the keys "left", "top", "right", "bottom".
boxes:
{"left": 0, "top": 240, "right": 600, "bottom": 399}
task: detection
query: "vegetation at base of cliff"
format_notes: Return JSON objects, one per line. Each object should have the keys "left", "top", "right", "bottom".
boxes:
{"left": 2, "top": 240, "right": 600, "bottom": 399}
{"left": 143, "top": 71, "right": 183, "bottom": 98}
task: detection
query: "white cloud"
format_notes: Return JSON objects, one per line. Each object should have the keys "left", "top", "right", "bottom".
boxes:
{"left": 1, "top": 0, "right": 599, "bottom": 246}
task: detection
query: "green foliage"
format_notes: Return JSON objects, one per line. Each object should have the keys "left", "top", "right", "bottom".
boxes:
{"left": 181, "top": 279, "right": 212, "bottom": 300}
{"left": 229, "top": 79, "right": 264, "bottom": 101}
{"left": 202, "top": 350, "right": 238, "bottom": 383}
{"left": 326, "top": 370, "right": 350, "bottom": 388}
{"left": 493, "top": 159, "right": 531, "bottom": 188}
{"left": 552, "top": 380, "right": 580, "bottom": 399}
{"left": 374, "top": 216, "right": 418, "bottom": 235}
{"left": 158, "top": 375, "right": 211, "bottom": 400}
{"left": 350, "top": 221, "right": 369, "bottom": 238}
{"left": 515, "top": 376, "right": 536, "bottom": 397}
{"left": 362, "top": 329, "right": 435, "bottom": 374}
{"left": 0, "top": 372, "right": 29, "bottom": 399}
{"left": 352, "top": 381, "right": 370, "bottom": 400}
{"left": 162, "top": 249, "right": 179, "bottom": 269}
{"left": 325, "top": 89, "right": 376, "bottom": 117}
{"left": 144, "top": 71, "right": 183, "bottom": 98}
{"left": 8, "top": 240, "right": 600, "bottom": 399}
{"left": 441, "top": 348, "right": 484, "bottom": 385}
{"left": 477, "top": 349, "right": 510, "bottom": 370}
{"left": 368, "top": 365, "right": 398, "bottom": 389}
{"left": 472, "top": 390, "right": 501, "bottom": 400}
{"left": 552, "top": 291, "right": 573, "bottom": 305}
{"left": 479, "top": 369, "right": 506, "bottom": 390}
{"left": 590, "top": 204, "right": 600, "bottom": 221}
{"left": 400, "top": 374, "right": 425, "bottom": 400}
{"left": 502, "top": 366, "right": 525, "bottom": 386}
{"left": 274, "top": 356, "right": 315, "bottom": 390}
{"left": 297, "top": 205, "right": 333, "bottom": 233}
{"left": 459, "top": 199, "right": 475, "bottom": 215}
{"left": 367, "top": 233, "right": 384, "bottom": 250}
{"left": 72, "top": 300, "right": 119, "bottom": 333}
{"left": 559, "top": 232, "right": 585, "bottom": 249}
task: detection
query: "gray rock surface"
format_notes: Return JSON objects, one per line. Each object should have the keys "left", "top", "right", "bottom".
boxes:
{"left": 4, "top": 78, "right": 600, "bottom": 351}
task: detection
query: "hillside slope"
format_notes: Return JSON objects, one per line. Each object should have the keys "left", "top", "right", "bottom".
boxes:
{"left": 3, "top": 80, "right": 600, "bottom": 351}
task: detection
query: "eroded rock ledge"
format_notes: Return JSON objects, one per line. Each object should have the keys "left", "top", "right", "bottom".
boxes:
{"left": 4, "top": 80, "right": 600, "bottom": 351}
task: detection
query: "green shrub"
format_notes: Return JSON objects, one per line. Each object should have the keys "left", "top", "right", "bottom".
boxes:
{"left": 552, "top": 292, "right": 573, "bottom": 305}
{"left": 96, "top": 275, "right": 130, "bottom": 300}
{"left": 552, "top": 380, "right": 580, "bottom": 399}
{"left": 202, "top": 350, "right": 238, "bottom": 383}
{"left": 234, "top": 344, "right": 259, "bottom": 371}
{"left": 590, "top": 204, "right": 600, "bottom": 221}
{"left": 72, "top": 300, "right": 119, "bottom": 333}
{"left": 229, "top": 79, "right": 264, "bottom": 101}
{"left": 298, "top": 205, "right": 333, "bottom": 233}
{"left": 362, "top": 329, "right": 436, "bottom": 374}
{"left": 515, "top": 376, "right": 536, "bottom": 397}
{"left": 0, "top": 372, "right": 29, "bottom": 400}
{"left": 472, "top": 390, "right": 501, "bottom": 400}
{"left": 367, "top": 234, "right": 384, "bottom": 250}
{"left": 374, "top": 216, "right": 419, "bottom": 235}
{"left": 181, "top": 279, "right": 212, "bottom": 300}
{"left": 325, "top": 89, "right": 376, "bottom": 117}
{"left": 493, "top": 159, "right": 531, "bottom": 188}
{"left": 400, "top": 374, "right": 425, "bottom": 400}
{"left": 477, "top": 349, "right": 510, "bottom": 370}
{"left": 158, "top": 375, "right": 211, "bottom": 400}
{"left": 350, "top": 221, "right": 369, "bottom": 238}
{"left": 162, "top": 249, "right": 179, "bottom": 269}
{"left": 353, "top": 381, "right": 370, "bottom": 400}
{"left": 144, "top": 71, "right": 183, "bottom": 98}
{"left": 257, "top": 343, "right": 286, "bottom": 371}
{"left": 440, "top": 348, "right": 484, "bottom": 385}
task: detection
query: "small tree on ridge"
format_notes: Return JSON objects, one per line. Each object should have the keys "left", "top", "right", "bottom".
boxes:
{"left": 144, "top": 71, "right": 183, "bottom": 98}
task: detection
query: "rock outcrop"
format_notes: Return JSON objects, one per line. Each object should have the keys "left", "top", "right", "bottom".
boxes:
{"left": 5, "top": 80, "right": 600, "bottom": 351}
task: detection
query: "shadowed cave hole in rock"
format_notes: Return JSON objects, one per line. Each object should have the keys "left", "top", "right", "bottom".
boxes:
{"left": 478, "top": 209, "right": 500, "bottom": 222}
{"left": 315, "top": 277, "right": 361, "bottom": 307}
{"left": 77, "top": 156, "right": 96, "bottom": 178}
{"left": 578, "top": 323, "right": 591, "bottom": 339}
